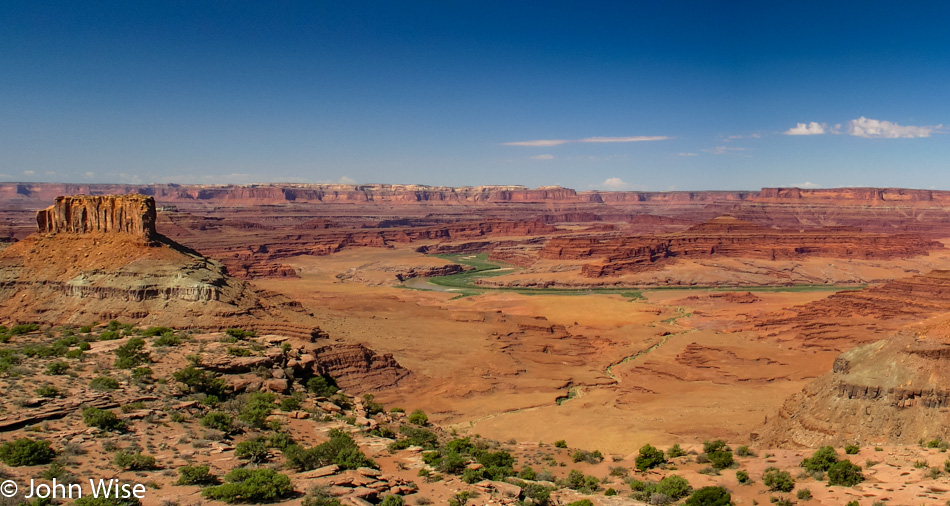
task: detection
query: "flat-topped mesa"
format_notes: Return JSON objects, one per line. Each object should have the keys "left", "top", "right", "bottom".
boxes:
{"left": 36, "top": 194, "right": 157, "bottom": 241}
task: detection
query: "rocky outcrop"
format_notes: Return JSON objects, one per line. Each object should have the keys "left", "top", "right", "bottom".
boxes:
{"left": 310, "top": 344, "right": 410, "bottom": 394}
{"left": 541, "top": 216, "right": 943, "bottom": 277}
{"left": 756, "top": 326, "right": 950, "bottom": 447}
{"left": 36, "top": 194, "right": 156, "bottom": 241}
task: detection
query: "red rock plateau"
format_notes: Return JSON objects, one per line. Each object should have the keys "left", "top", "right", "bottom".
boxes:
{"left": 0, "top": 194, "right": 411, "bottom": 392}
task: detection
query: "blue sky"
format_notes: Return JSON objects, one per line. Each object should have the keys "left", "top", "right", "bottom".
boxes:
{"left": 1, "top": 2, "right": 949, "bottom": 191}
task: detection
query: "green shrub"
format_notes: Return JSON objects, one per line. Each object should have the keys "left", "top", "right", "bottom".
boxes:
{"left": 685, "top": 486, "right": 732, "bottom": 506}
{"left": 239, "top": 392, "right": 277, "bottom": 429}
{"left": 225, "top": 328, "right": 256, "bottom": 339}
{"left": 302, "top": 486, "right": 343, "bottom": 506}
{"left": 362, "top": 393, "right": 384, "bottom": 415}
{"left": 763, "top": 466, "right": 795, "bottom": 492}
{"left": 268, "top": 431, "right": 297, "bottom": 450}
{"left": 45, "top": 361, "right": 69, "bottom": 375}
{"left": 173, "top": 366, "right": 226, "bottom": 396}
{"left": 113, "top": 451, "right": 157, "bottom": 470}
{"left": 703, "top": 440, "right": 729, "bottom": 453}
{"left": 0, "top": 438, "right": 56, "bottom": 466}
{"left": 306, "top": 375, "right": 339, "bottom": 397}
{"left": 571, "top": 449, "right": 604, "bottom": 464}
{"left": 177, "top": 465, "right": 219, "bottom": 486}
{"left": 89, "top": 376, "right": 120, "bottom": 390}
{"left": 708, "top": 450, "right": 734, "bottom": 470}
{"left": 655, "top": 474, "right": 692, "bottom": 500}
{"left": 98, "top": 330, "right": 120, "bottom": 341}
{"left": 227, "top": 346, "right": 253, "bottom": 357}
{"left": 388, "top": 426, "right": 439, "bottom": 451}
{"left": 797, "top": 488, "right": 812, "bottom": 500}
{"left": 801, "top": 445, "right": 838, "bottom": 472}
{"left": 636, "top": 444, "right": 666, "bottom": 471}
{"left": 667, "top": 443, "right": 686, "bottom": 458}
{"left": 201, "top": 468, "right": 293, "bottom": 503}
{"left": 113, "top": 337, "right": 149, "bottom": 369}
{"left": 236, "top": 438, "right": 270, "bottom": 463}
{"left": 82, "top": 407, "right": 126, "bottom": 432}
{"left": 35, "top": 385, "right": 60, "bottom": 397}
{"left": 736, "top": 445, "right": 754, "bottom": 457}
{"left": 201, "top": 411, "right": 234, "bottom": 433}
{"left": 565, "top": 501, "right": 593, "bottom": 506}
{"left": 141, "top": 327, "right": 172, "bottom": 337}
{"left": 280, "top": 396, "right": 302, "bottom": 412}
{"left": 379, "top": 496, "right": 404, "bottom": 506}
{"left": 80, "top": 325, "right": 94, "bottom": 333}
{"left": 827, "top": 460, "right": 864, "bottom": 486}
{"left": 10, "top": 324, "right": 39, "bottom": 335}
{"left": 285, "top": 429, "right": 376, "bottom": 471}
{"left": 736, "top": 469, "right": 751, "bottom": 484}
{"left": 408, "top": 409, "right": 428, "bottom": 425}
{"left": 564, "top": 469, "right": 599, "bottom": 492}
{"left": 131, "top": 367, "right": 153, "bottom": 381}
{"left": 153, "top": 333, "right": 182, "bottom": 346}
{"left": 844, "top": 444, "right": 860, "bottom": 455}
{"left": 554, "top": 439, "right": 568, "bottom": 448}
{"left": 78, "top": 341, "right": 91, "bottom": 351}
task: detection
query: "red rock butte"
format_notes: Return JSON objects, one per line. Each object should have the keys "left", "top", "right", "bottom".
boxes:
{"left": 36, "top": 194, "right": 157, "bottom": 241}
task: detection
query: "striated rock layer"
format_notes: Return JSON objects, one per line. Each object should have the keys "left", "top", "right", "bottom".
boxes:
{"left": 755, "top": 320, "right": 950, "bottom": 448}
{"left": 540, "top": 216, "right": 943, "bottom": 277}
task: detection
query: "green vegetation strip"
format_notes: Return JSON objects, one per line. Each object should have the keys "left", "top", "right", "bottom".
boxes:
{"left": 408, "top": 253, "right": 867, "bottom": 296}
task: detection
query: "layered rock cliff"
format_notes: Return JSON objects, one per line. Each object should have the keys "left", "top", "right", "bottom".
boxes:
{"left": 756, "top": 320, "right": 950, "bottom": 448}
{"left": 540, "top": 216, "right": 943, "bottom": 277}
{"left": 36, "top": 194, "right": 156, "bottom": 241}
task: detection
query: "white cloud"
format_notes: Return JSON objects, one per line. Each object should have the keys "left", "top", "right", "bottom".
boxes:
{"left": 503, "top": 135, "right": 669, "bottom": 147}
{"left": 726, "top": 133, "right": 762, "bottom": 140}
{"left": 84, "top": 171, "right": 95, "bottom": 178}
{"left": 703, "top": 146, "right": 748, "bottom": 155}
{"left": 579, "top": 136, "right": 671, "bottom": 143}
{"left": 337, "top": 176, "right": 357, "bottom": 184}
{"left": 529, "top": 154, "right": 554, "bottom": 160}
{"left": 784, "top": 122, "right": 826, "bottom": 135}
{"left": 847, "top": 116, "right": 942, "bottom": 138}
{"left": 23, "top": 170, "right": 35, "bottom": 176}
{"left": 677, "top": 152, "right": 698, "bottom": 157}
{"left": 790, "top": 181, "right": 821, "bottom": 188}
{"left": 596, "top": 177, "right": 640, "bottom": 190}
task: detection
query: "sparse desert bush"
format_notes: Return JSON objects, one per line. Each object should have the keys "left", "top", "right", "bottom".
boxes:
{"left": 201, "top": 411, "right": 234, "bottom": 433}
{"left": 667, "top": 443, "right": 686, "bottom": 458}
{"left": 763, "top": 466, "right": 795, "bottom": 492}
{"left": 827, "top": 460, "right": 864, "bottom": 486}
{"left": 801, "top": 445, "right": 838, "bottom": 473}
{"left": 45, "top": 361, "right": 69, "bottom": 375}
{"left": 113, "top": 451, "right": 158, "bottom": 470}
{"left": 177, "top": 465, "right": 219, "bottom": 486}
{"left": 90, "top": 376, "right": 120, "bottom": 390}
{"left": 844, "top": 444, "right": 860, "bottom": 455}
{"left": 636, "top": 444, "right": 666, "bottom": 471}
{"left": 173, "top": 366, "right": 226, "bottom": 396}
{"left": 736, "top": 445, "right": 755, "bottom": 457}
{"left": 82, "top": 407, "right": 126, "bottom": 432}
{"left": 113, "top": 337, "right": 150, "bottom": 369}
{"left": 225, "top": 328, "right": 256, "bottom": 339}
{"left": 239, "top": 391, "right": 277, "bottom": 429}
{"left": 554, "top": 439, "right": 568, "bottom": 448}
{"left": 235, "top": 438, "right": 270, "bottom": 463}
{"left": 408, "top": 409, "right": 428, "bottom": 425}
{"left": 684, "top": 486, "right": 732, "bottom": 506}
{"left": 284, "top": 429, "right": 376, "bottom": 471}
{"left": 736, "top": 469, "right": 752, "bottom": 484}
{"left": 0, "top": 438, "right": 56, "bottom": 466}
{"left": 201, "top": 468, "right": 293, "bottom": 503}
{"left": 35, "top": 384, "right": 60, "bottom": 397}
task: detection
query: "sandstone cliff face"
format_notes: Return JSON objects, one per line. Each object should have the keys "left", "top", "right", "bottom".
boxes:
{"left": 541, "top": 216, "right": 943, "bottom": 277}
{"left": 36, "top": 194, "right": 156, "bottom": 241}
{"left": 756, "top": 325, "right": 950, "bottom": 448}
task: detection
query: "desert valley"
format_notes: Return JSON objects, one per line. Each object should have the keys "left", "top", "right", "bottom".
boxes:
{"left": 2, "top": 183, "right": 950, "bottom": 505}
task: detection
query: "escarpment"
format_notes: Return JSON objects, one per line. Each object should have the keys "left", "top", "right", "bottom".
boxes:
{"left": 541, "top": 216, "right": 943, "bottom": 277}
{"left": 756, "top": 324, "right": 950, "bottom": 448}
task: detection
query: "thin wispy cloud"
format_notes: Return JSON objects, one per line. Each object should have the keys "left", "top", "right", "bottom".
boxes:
{"left": 503, "top": 135, "right": 670, "bottom": 147}
{"left": 783, "top": 117, "right": 943, "bottom": 138}
{"left": 725, "top": 133, "right": 762, "bottom": 140}
{"left": 784, "top": 122, "right": 826, "bottom": 135}
{"left": 790, "top": 181, "right": 821, "bottom": 188}
{"left": 848, "top": 116, "right": 942, "bottom": 138}
{"left": 677, "top": 152, "right": 698, "bottom": 157}
{"left": 703, "top": 146, "right": 747, "bottom": 155}
{"left": 530, "top": 154, "right": 555, "bottom": 160}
